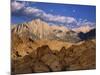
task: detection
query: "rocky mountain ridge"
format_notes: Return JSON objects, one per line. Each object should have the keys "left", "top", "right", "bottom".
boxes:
{"left": 11, "top": 19, "right": 81, "bottom": 43}
{"left": 11, "top": 19, "right": 96, "bottom": 74}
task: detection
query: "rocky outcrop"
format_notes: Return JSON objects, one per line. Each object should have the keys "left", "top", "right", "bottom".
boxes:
{"left": 40, "top": 54, "right": 63, "bottom": 71}
{"left": 31, "top": 60, "right": 50, "bottom": 73}
{"left": 58, "top": 40, "right": 96, "bottom": 70}
{"left": 11, "top": 39, "right": 96, "bottom": 74}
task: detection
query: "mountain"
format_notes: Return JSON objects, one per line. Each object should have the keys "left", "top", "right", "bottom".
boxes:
{"left": 11, "top": 19, "right": 81, "bottom": 43}
{"left": 11, "top": 19, "right": 96, "bottom": 60}
{"left": 72, "top": 25, "right": 94, "bottom": 33}
{"left": 78, "top": 28, "right": 96, "bottom": 40}
{"left": 11, "top": 19, "right": 96, "bottom": 74}
{"left": 72, "top": 25, "right": 96, "bottom": 40}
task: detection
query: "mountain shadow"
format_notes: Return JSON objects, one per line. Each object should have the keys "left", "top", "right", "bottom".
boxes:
{"left": 78, "top": 28, "right": 96, "bottom": 40}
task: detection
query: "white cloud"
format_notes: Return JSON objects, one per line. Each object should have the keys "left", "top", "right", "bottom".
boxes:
{"left": 11, "top": 1, "right": 25, "bottom": 12}
{"left": 66, "top": 17, "right": 77, "bottom": 23}
{"left": 41, "top": 13, "right": 77, "bottom": 24}
{"left": 42, "top": 13, "right": 66, "bottom": 22}
{"left": 11, "top": 1, "right": 95, "bottom": 28}
{"left": 23, "top": 7, "right": 44, "bottom": 16}
{"left": 11, "top": 1, "right": 78, "bottom": 24}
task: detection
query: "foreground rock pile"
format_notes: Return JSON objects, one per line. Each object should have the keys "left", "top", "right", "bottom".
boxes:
{"left": 11, "top": 40, "right": 96, "bottom": 74}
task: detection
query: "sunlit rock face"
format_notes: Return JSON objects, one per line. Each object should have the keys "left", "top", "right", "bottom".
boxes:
{"left": 11, "top": 19, "right": 96, "bottom": 74}
{"left": 11, "top": 39, "right": 96, "bottom": 74}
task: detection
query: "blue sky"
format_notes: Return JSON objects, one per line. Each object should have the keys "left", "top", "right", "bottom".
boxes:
{"left": 11, "top": 1, "right": 96, "bottom": 29}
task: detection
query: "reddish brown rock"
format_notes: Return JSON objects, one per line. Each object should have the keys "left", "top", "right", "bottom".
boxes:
{"left": 40, "top": 54, "right": 63, "bottom": 71}
{"left": 31, "top": 61, "right": 50, "bottom": 73}
{"left": 59, "top": 40, "right": 96, "bottom": 70}
{"left": 37, "top": 45, "right": 53, "bottom": 58}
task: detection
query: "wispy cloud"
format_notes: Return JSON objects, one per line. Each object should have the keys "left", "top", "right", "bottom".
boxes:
{"left": 11, "top": 1, "right": 95, "bottom": 28}
{"left": 23, "top": 7, "right": 44, "bottom": 16}
{"left": 11, "top": 1, "right": 77, "bottom": 24}
{"left": 11, "top": 1, "right": 25, "bottom": 12}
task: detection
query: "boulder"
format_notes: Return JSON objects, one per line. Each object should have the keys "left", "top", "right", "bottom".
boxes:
{"left": 37, "top": 45, "right": 52, "bottom": 58}
{"left": 31, "top": 61, "right": 50, "bottom": 73}
{"left": 40, "top": 54, "right": 63, "bottom": 71}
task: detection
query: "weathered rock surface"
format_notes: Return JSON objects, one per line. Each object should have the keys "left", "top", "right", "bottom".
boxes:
{"left": 11, "top": 39, "right": 96, "bottom": 74}
{"left": 58, "top": 40, "right": 96, "bottom": 70}
{"left": 31, "top": 61, "right": 50, "bottom": 73}
{"left": 11, "top": 19, "right": 96, "bottom": 74}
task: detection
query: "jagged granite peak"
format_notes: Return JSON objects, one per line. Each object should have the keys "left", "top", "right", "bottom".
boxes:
{"left": 72, "top": 25, "right": 95, "bottom": 33}
{"left": 11, "top": 19, "right": 81, "bottom": 42}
